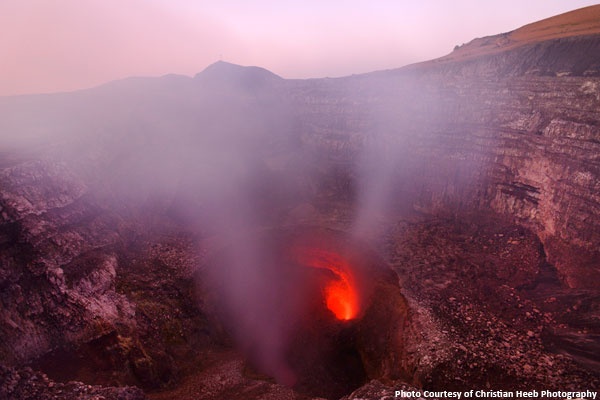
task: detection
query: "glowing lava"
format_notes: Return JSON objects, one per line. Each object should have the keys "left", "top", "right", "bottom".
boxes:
{"left": 296, "top": 248, "right": 359, "bottom": 321}
{"left": 324, "top": 274, "right": 356, "bottom": 320}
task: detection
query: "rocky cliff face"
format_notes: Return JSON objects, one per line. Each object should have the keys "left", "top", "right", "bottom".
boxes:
{"left": 290, "top": 37, "right": 600, "bottom": 288}
{"left": 0, "top": 159, "right": 134, "bottom": 364}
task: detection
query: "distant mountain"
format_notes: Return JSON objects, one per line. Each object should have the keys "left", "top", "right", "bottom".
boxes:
{"left": 194, "top": 60, "right": 282, "bottom": 91}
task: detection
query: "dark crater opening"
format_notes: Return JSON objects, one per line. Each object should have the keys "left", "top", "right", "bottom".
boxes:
{"left": 200, "top": 227, "right": 414, "bottom": 399}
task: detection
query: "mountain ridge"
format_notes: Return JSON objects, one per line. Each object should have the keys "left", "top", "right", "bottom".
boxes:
{"left": 4, "top": 6, "right": 600, "bottom": 99}
{"left": 432, "top": 4, "right": 600, "bottom": 64}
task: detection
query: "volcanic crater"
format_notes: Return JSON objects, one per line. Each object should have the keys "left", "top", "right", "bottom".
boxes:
{"left": 198, "top": 227, "right": 413, "bottom": 399}
{"left": 1, "top": 5, "right": 600, "bottom": 400}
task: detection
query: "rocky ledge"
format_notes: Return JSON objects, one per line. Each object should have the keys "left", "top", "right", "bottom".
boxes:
{"left": 0, "top": 365, "right": 145, "bottom": 400}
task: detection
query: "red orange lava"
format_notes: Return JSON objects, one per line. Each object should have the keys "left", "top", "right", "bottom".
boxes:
{"left": 296, "top": 248, "right": 359, "bottom": 321}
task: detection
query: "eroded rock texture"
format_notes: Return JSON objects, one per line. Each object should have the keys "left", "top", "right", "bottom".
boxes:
{"left": 0, "top": 160, "right": 133, "bottom": 364}
{"left": 292, "top": 40, "right": 600, "bottom": 288}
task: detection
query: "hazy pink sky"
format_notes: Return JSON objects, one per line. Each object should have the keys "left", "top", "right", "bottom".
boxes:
{"left": 1, "top": 0, "right": 598, "bottom": 96}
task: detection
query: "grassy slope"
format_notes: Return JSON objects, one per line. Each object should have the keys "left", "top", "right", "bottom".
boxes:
{"left": 435, "top": 5, "right": 600, "bottom": 63}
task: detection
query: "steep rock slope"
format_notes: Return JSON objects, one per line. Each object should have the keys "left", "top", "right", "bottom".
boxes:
{"left": 0, "top": 159, "right": 133, "bottom": 364}
{"left": 289, "top": 8, "right": 600, "bottom": 287}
